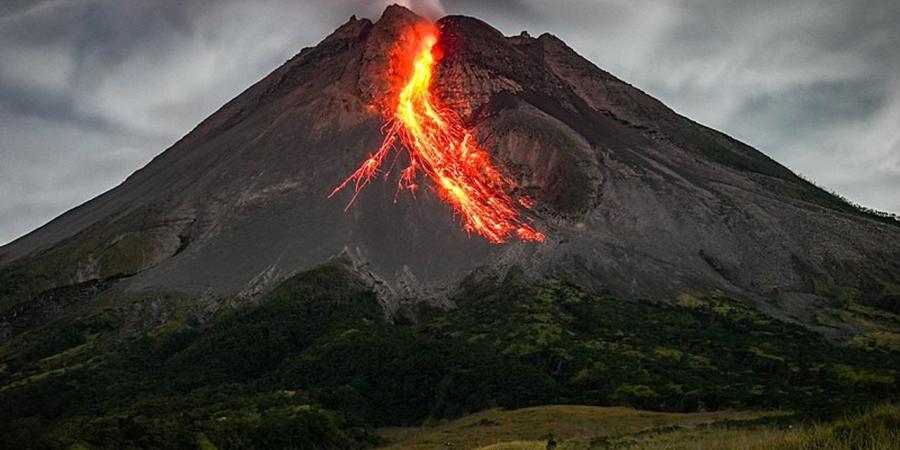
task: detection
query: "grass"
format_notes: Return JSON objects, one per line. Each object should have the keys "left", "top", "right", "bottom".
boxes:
{"left": 1, "top": 363, "right": 85, "bottom": 391}
{"left": 621, "top": 404, "right": 900, "bottom": 450}
{"left": 377, "top": 405, "right": 783, "bottom": 450}
{"left": 380, "top": 405, "right": 900, "bottom": 450}
{"left": 838, "top": 302, "right": 900, "bottom": 352}
{"left": 477, "top": 442, "right": 546, "bottom": 450}
{"left": 37, "top": 332, "right": 99, "bottom": 365}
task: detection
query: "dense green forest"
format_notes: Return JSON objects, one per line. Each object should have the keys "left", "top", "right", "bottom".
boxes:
{"left": 1, "top": 262, "right": 898, "bottom": 449}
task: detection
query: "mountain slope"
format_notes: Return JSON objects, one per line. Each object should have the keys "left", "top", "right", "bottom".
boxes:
{"left": 2, "top": 261, "right": 898, "bottom": 448}
{"left": 1, "top": 5, "right": 898, "bottom": 339}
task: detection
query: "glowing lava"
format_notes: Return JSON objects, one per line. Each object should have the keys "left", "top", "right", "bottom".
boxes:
{"left": 330, "top": 23, "right": 544, "bottom": 244}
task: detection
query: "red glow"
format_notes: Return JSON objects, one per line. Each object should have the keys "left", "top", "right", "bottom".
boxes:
{"left": 331, "top": 23, "right": 544, "bottom": 244}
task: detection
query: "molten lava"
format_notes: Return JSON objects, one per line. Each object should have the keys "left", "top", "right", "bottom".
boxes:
{"left": 331, "top": 23, "right": 544, "bottom": 244}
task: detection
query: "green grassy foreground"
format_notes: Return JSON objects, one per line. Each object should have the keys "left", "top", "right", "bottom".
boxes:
{"left": 380, "top": 404, "right": 899, "bottom": 450}
{"left": 378, "top": 405, "right": 783, "bottom": 449}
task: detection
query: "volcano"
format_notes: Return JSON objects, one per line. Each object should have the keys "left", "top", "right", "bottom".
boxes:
{"left": 1, "top": 5, "right": 898, "bottom": 336}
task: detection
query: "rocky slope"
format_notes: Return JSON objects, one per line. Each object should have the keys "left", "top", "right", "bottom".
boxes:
{"left": 1, "top": 5, "right": 898, "bottom": 338}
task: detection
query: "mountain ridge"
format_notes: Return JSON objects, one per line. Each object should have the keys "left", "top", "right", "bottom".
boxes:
{"left": 1, "top": 5, "right": 898, "bottom": 337}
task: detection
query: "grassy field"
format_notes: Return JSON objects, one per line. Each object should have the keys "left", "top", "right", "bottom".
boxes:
{"left": 378, "top": 405, "right": 784, "bottom": 449}
{"left": 379, "top": 405, "right": 900, "bottom": 450}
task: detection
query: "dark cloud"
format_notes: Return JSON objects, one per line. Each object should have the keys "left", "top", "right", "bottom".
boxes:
{"left": 1, "top": 0, "right": 898, "bottom": 244}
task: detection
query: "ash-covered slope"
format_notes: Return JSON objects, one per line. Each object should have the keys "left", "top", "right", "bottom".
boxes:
{"left": 1, "top": 6, "right": 898, "bottom": 333}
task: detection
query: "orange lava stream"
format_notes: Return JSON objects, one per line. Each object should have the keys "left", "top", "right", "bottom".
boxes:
{"left": 331, "top": 23, "right": 544, "bottom": 244}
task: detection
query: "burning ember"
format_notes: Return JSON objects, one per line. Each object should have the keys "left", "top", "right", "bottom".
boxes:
{"left": 330, "top": 22, "right": 544, "bottom": 244}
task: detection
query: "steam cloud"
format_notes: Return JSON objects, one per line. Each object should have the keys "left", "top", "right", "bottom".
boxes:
{"left": 390, "top": 0, "right": 445, "bottom": 20}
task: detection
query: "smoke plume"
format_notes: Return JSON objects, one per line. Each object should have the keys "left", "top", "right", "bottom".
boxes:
{"left": 390, "top": 0, "right": 444, "bottom": 20}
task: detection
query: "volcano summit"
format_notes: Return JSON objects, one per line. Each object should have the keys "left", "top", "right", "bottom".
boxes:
{"left": 2, "top": 5, "right": 896, "bottom": 325}
{"left": 1, "top": 6, "right": 900, "bottom": 448}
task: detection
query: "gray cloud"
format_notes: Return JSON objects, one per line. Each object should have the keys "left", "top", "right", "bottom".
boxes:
{"left": 1, "top": 0, "right": 898, "bottom": 244}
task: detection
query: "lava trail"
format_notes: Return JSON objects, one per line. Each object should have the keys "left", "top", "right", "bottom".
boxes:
{"left": 330, "top": 23, "right": 544, "bottom": 244}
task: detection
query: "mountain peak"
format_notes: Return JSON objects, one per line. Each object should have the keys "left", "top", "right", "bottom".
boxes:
{"left": 379, "top": 4, "right": 424, "bottom": 25}
{"left": 1, "top": 8, "right": 897, "bottom": 339}
{"left": 321, "top": 14, "right": 372, "bottom": 45}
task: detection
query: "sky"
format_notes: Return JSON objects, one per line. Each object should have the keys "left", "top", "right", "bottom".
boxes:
{"left": 1, "top": 0, "right": 898, "bottom": 245}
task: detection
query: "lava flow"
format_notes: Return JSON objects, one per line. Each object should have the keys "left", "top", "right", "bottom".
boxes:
{"left": 330, "top": 23, "right": 544, "bottom": 244}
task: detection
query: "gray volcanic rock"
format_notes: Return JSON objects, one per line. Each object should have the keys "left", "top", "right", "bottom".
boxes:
{"left": 1, "top": 6, "right": 898, "bottom": 335}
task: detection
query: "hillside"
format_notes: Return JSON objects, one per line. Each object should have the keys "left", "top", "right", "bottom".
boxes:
{"left": 1, "top": 262, "right": 898, "bottom": 448}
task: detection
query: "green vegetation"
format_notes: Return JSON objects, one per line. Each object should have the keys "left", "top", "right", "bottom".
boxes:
{"left": 384, "top": 404, "right": 899, "bottom": 450}
{"left": 0, "top": 211, "right": 190, "bottom": 310}
{"left": 0, "top": 262, "right": 55, "bottom": 310}
{"left": 429, "top": 274, "right": 899, "bottom": 414}
{"left": 811, "top": 277, "right": 900, "bottom": 352}
{"left": 1, "top": 263, "right": 899, "bottom": 448}
{"left": 0, "top": 263, "right": 554, "bottom": 449}
{"left": 378, "top": 405, "right": 782, "bottom": 450}
{"left": 604, "top": 404, "right": 900, "bottom": 450}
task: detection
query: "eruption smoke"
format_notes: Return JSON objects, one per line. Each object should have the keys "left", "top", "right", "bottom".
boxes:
{"left": 391, "top": 0, "right": 445, "bottom": 20}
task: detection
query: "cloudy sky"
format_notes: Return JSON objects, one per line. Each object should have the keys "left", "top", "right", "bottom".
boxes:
{"left": 1, "top": 0, "right": 898, "bottom": 245}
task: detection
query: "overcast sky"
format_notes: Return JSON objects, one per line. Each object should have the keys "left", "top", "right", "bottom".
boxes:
{"left": 1, "top": 0, "right": 898, "bottom": 245}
